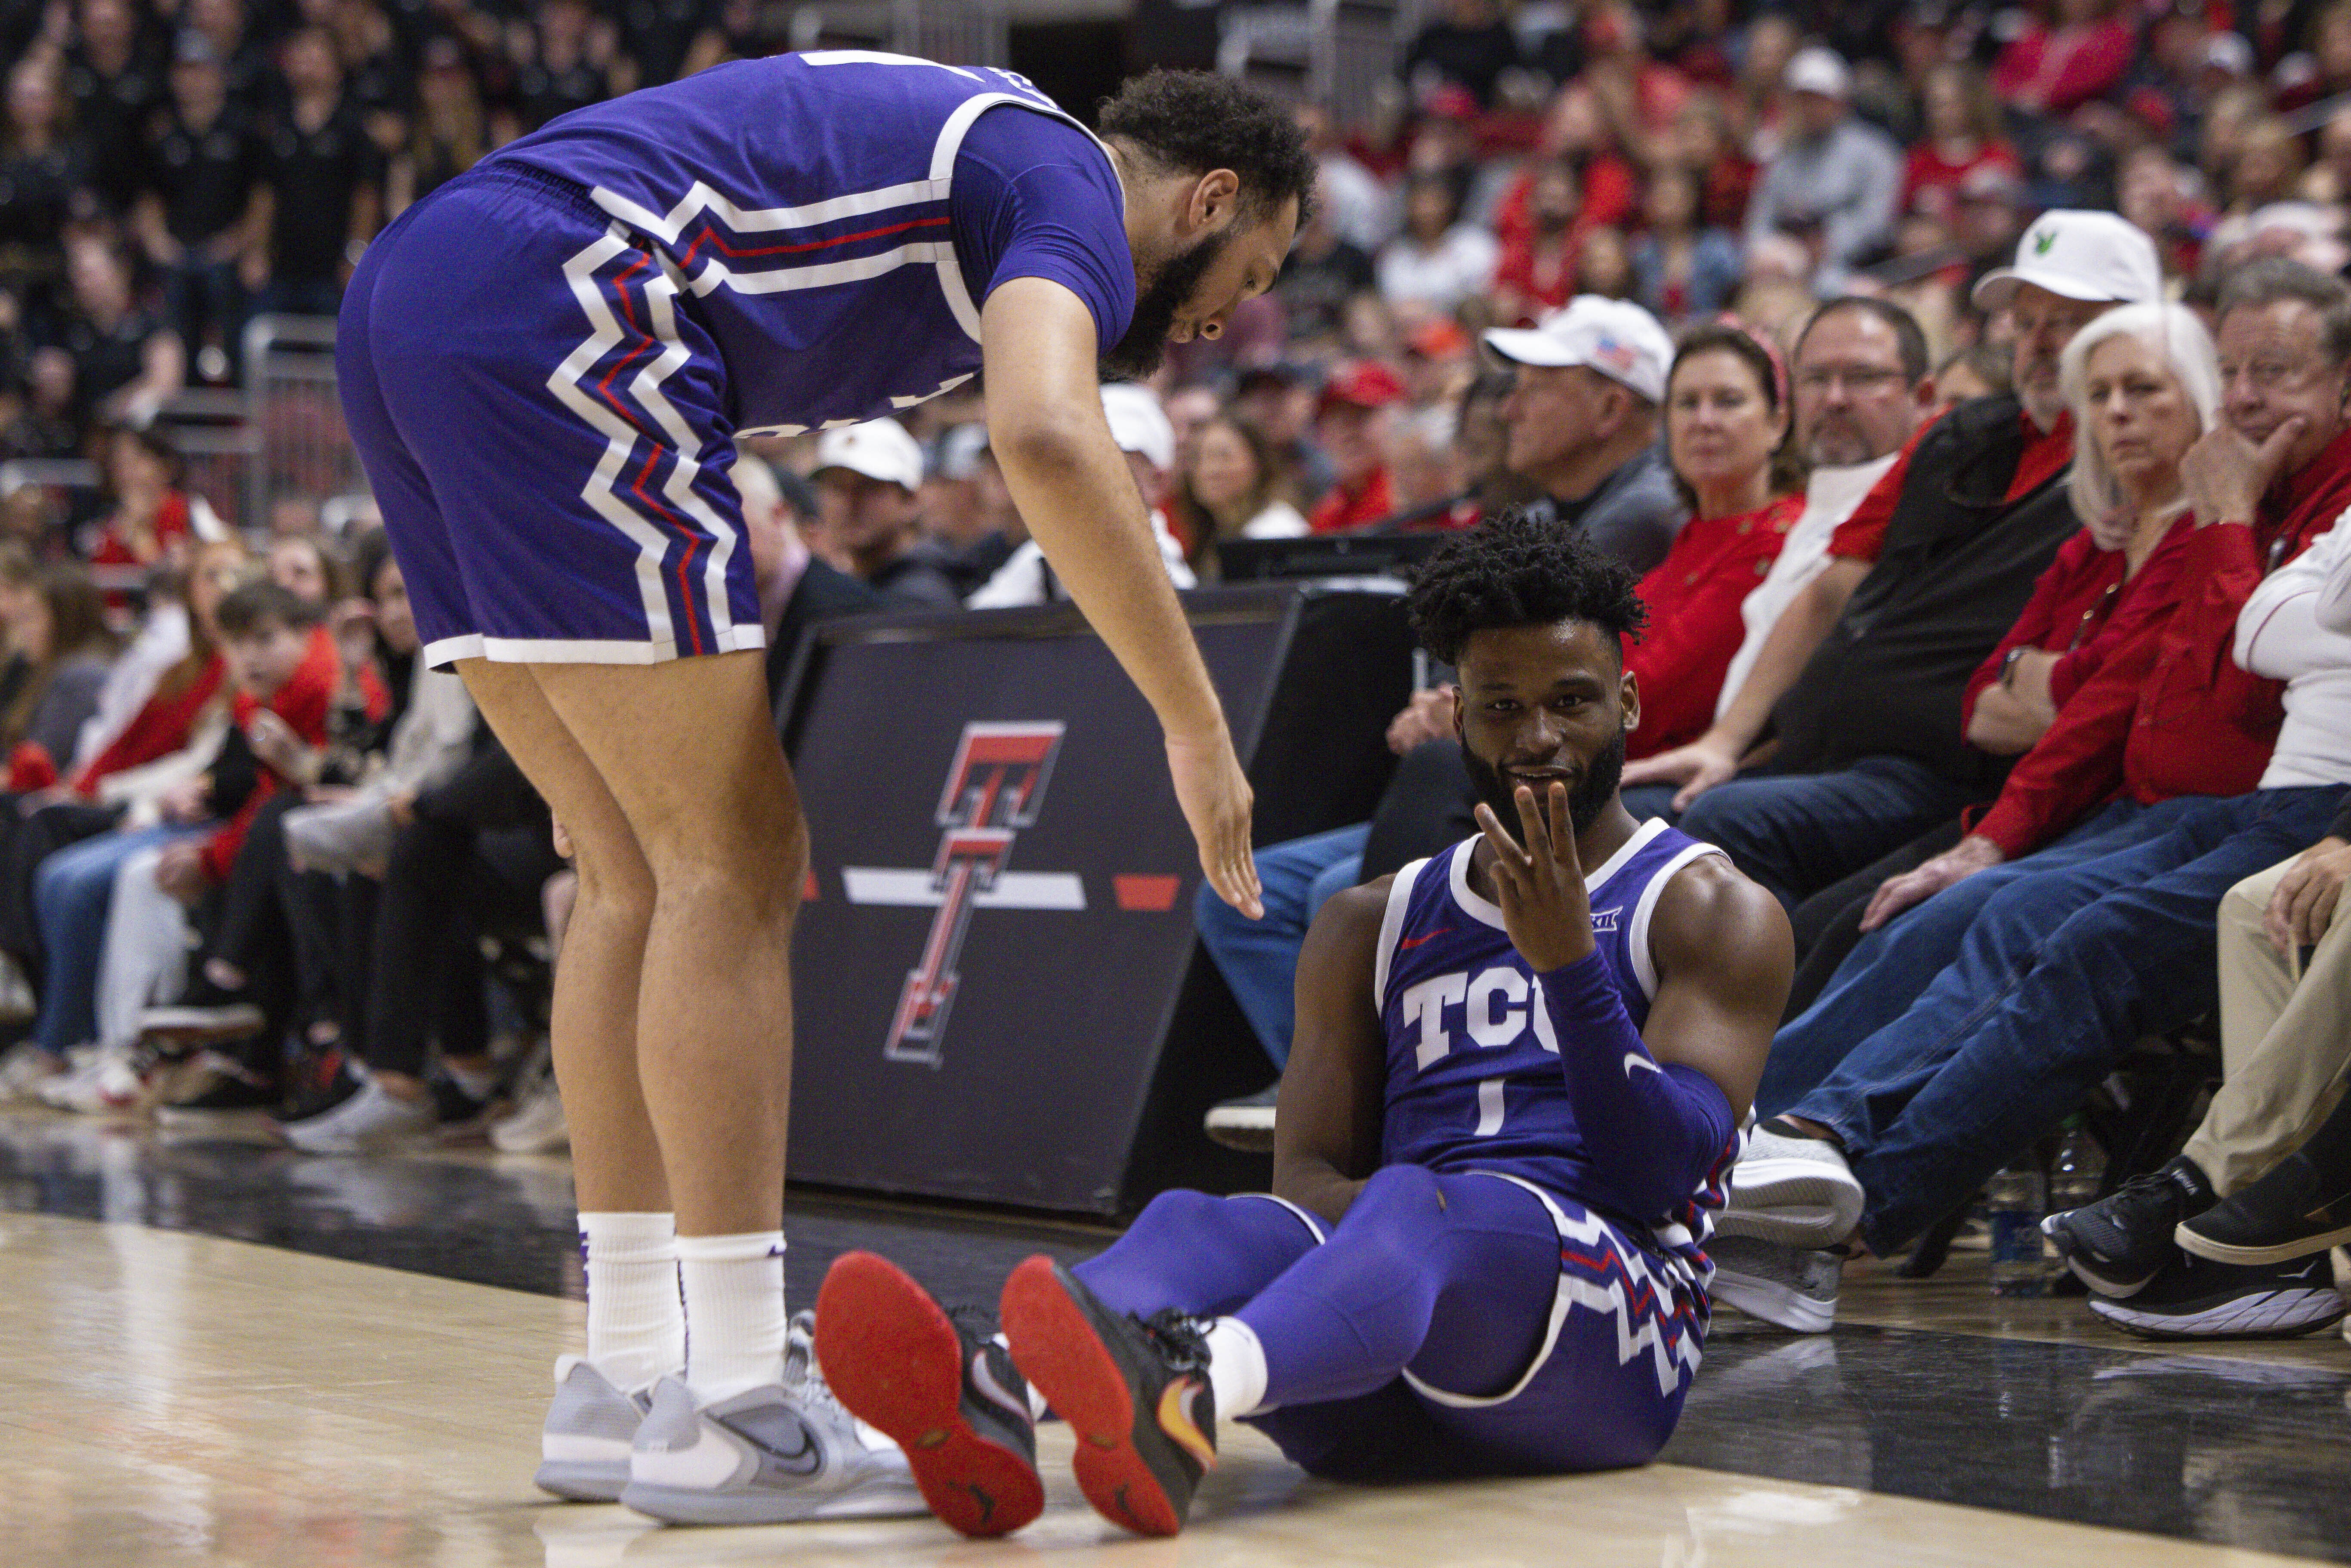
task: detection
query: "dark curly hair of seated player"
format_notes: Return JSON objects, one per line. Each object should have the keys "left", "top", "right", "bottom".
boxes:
{"left": 1403, "top": 507, "right": 1649, "bottom": 668}
{"left": 1097, "top": 69, "right": 1319, "bottom": 226}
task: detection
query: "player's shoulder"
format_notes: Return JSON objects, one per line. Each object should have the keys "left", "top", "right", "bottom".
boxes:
{"left": 1648, "top": 852, "right": 1790, "bottom": 985}
{"left": 1317, "top": 875, "right": 1396, "bottom": 940}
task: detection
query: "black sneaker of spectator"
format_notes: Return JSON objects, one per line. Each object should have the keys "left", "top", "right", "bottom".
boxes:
{"left": 2042, "top": 1157, "right": 2214, "bottom": 1297}
{"left": 2087, "top": 1250, "right": 2346, "bottom": 1340}
{"left": 1203, "top": 1083, "right": 1278, "bottom": 1153}
{"left": 2177, "top": 1147, "right": 2351, "bottom": 1267}
{"left": 428, "top": 1066, "right": 500, "bottom": 1140}
{"left": 281, "top": 1040, "right": 361, "bottom": 1124}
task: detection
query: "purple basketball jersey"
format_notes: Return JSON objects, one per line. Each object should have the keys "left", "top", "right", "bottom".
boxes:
{"left": 1372, "top": 819, "right": 1731, "bottom": 1262}
{"left": 483, "top": 51, "right": 1124, "bottom": 435}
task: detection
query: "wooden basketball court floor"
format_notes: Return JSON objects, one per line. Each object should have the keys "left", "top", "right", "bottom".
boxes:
{"left": 6, "top": 1105, "right": 2349, "bottom": 1568}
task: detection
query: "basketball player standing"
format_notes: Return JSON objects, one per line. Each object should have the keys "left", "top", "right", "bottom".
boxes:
{"left": 336, "top": 57, "right": 1308, "bottom": 1524}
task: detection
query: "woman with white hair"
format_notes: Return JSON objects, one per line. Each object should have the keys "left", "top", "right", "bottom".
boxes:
{"left": 1764, "top": 303, "right": 2221, "bottom": 1025}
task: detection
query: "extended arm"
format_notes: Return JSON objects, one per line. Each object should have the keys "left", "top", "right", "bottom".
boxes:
{"left": 1622, "top": 556, "right": 1865, "bottom": 807}
{"left": 981, "top": 278, "right": 1260, "bottom": 916}
{"left": 1271, "top": 882, "right": 1391, "bottom": 1228}
{"left": 1532, "top": 857, "right": 1786, "bottom": 1217}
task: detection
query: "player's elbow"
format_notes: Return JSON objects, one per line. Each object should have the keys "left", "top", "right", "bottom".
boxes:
{"left": 988, "top": 406, "right": 1097, "bottom": 484}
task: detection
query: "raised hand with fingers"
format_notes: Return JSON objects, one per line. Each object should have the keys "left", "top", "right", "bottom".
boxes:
{"left": 1472, "top": 779, "right": 1595, "bottom": 972}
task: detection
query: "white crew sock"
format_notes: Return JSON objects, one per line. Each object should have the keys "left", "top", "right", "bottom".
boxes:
{"left": 1201, "top": 1317, "right": 1269, "bottom": 1421}
{"left": 578, "top": 1211, "right": 684, "bottom": 1395}
{"left": 676, "top": 1230, "right": 788, "bottom": 1403}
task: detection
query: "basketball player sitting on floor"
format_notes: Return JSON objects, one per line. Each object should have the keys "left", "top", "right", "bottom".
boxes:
{"left": 815, "top": 512, "right": 1793, "bottom": 1539}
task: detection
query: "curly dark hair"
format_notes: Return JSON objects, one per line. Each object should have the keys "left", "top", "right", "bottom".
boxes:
{"left": 1097, "top": 70, "right": 1317, "bottom": 225}
{"left": 1405, "top": 508, "right": 1648, "bottom": 667}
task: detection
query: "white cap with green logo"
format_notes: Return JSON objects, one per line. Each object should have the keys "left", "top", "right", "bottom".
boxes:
{"left": 1972, "top": 211, "right": 2162, "bottom": 311}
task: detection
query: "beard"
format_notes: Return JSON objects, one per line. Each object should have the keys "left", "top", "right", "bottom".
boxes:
{"left": 1462, "top": 726, "right": 1629, "bottom": 844}
{"left": 1099, "top": 226, "right": 1235, "bottom": 382}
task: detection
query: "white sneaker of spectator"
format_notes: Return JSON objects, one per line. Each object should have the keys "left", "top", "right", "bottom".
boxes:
{"left": 491, "top": 1077, "right": 568, "bottom": 1154}
{"left": 1718, "top": 1119, "right": 1867, "bottom": 1247}
{"left": 279, "top": 1073, "right": 437, "bottom": 1154}
{"left": 35, "top": 1042, "right": 151, "bottom": 1115}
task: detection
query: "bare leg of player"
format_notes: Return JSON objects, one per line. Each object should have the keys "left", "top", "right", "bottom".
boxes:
{"left": 524, "top": 650, "right": 802, "bottom": 1241}
{"left": 458, "top": 660, "right": 670, "bottom": 1217}
{"left": 466, "top": 648, "right": 914, "bottom": 1525}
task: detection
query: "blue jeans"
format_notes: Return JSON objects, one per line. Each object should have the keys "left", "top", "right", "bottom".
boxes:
{"left": 1755, "top": 796, "right": 2204, "bottom": 1114}
{"left": 1675, "top": 756, "right": 1981, "bottom": 911}
{"left": 1780, "top": 787, "right": 2349, "bottom": 1254}
{"left": 1196, "top": 823, "right": 1369, "bottom": 1072}
{"left": 33, "top": 824, "right": 209, "bottom": 1056}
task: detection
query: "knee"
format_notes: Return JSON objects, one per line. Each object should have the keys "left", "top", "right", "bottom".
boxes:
{"left": 644, "top": 806, "right": 808, "bottom": 924}
{"left": 2219, "top": 868, "right": 2277, "bottom": 937}
{"left": 1336, "top": 1165, "right": 1444, "bottom": 1248}
{"left": 1674, "top": 787, "right": 1749, "bottom": 849}
{"left": 1131, "top": 1187, "right": 1241, "bottom": 1248}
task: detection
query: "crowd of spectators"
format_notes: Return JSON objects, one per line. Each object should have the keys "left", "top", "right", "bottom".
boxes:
{"left": 2, "top": 0, "right": 2351, "bottom": 1340}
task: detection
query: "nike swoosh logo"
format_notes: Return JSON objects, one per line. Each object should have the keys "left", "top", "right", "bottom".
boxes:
{"left": 735, "top": 1411, "right": 824, "bottom": 1477}
{"left": 1398, "top": 930, "right": 1453, "bottom": 950}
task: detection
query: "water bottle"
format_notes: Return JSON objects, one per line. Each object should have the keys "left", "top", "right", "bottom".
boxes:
{"left": 1987, "top": 1160, "right": 2052, "bottom": 1296}
{"left": 2050, "top": 1117, "right": 2104, "bottom": 1218}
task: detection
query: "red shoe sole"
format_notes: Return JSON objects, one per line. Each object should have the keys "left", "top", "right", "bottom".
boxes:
{"left": 998, "top": 1256, "right": 1184, "bottom": 1538}
{"left": 815, "top": 1251, "right": 1044, "bottom": 1538}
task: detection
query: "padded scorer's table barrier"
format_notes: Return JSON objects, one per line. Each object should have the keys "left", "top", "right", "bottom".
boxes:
{"left": 777, "top": 585, "right": 1413, "bottom": 1213}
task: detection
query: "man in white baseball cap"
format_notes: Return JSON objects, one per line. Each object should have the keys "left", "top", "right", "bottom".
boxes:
{"left": 811, "top": 417, "right": 961, "bottom": 609}
{"left": 1745, "top": 44, "right": 1901, "bottom": 293}
{"left": 1482, "top": 295, "right": 1687, "bottom": 572}
{"left": 1626, "top": 212, "right": 2158, "bottom": 915}
{"left": 969, "top": 386, "right": 1197, "bottom": 607}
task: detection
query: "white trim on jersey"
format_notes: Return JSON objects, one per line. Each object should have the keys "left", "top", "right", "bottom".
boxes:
{"left": 545, "top": 225, "right": 686, "bottom": 661}
{"left": 1627, "top": 841, "right": 1728, "bottom": 1003}
{"left": 586, "top": 63, "right": 1120, "bottom": 353}
{"left": 423, "top": 627, "right": 765, "bottom": 669}
{"left": 1372, "top": 856, "right": 1427, "bottom": 1013}
{"left": 1445, "top": 816, "right": 1671, "bottom": 934}
{"left": 1234, "top": 1192, "right": 1329, "bottom": 1245}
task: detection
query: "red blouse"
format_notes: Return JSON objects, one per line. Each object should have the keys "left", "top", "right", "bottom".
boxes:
{"left": 1626, "top": 493, "right": 1806, "bottom": 760}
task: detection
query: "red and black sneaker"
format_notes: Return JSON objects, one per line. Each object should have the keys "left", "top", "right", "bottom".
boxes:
{"left": 814, "top": 1251, "right": 1043, "bottom": 1538}
{"left": 997, "top": 1255, "right": 1217, "bottom": 1538}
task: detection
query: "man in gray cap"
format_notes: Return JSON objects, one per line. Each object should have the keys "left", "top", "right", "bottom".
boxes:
{"left": 1482, "top": 294, "right": 1687, "bottom": 574}
{"left": 1745, "top": 47, "right": 1902, "bottom": 294}
{"left": 1625, "top": 210, "right": 2163, "bottom": 909}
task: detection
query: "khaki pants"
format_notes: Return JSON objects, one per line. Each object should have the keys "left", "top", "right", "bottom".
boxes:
{"left": 2182, "top": 855, "right": 2351, "bottom": 1192}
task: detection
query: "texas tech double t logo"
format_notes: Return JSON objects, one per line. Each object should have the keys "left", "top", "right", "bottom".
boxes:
{"left": 884, "top": 722, "right": 1065, "bottom": 1066}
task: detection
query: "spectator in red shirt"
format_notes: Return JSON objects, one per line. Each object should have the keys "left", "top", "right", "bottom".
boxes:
{"left": 1492, "top": 159, "right": 1579, "bottom": 325}
{"left": 1307, "top": 361, "right": 1404, "bottom": 533}
{"left": 1625, "top": 211, "right": 2163, "bottom": 909}
{"left": 1772, "top": 302, "right": 2219, "bottom": 1008}
{"left": 1901, "top": 63, "right": 2021, "bottom": 222}
{"left": 1628, "top": 322, "right": 1803, "bottom": 760}
{"left": 87, "top": 426, "right": 204, "bottom": 608}
{"left": 1714, "top": 265, "right": 2351, "bottom": 1290}
{"left": 1991, "top": 0, "right": 2137, "bottom": 117}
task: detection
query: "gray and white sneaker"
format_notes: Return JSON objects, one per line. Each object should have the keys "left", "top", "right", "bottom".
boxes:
{"left": 491, "top": 1077, "right": 568, "bottom": 1154}
{"left": 278, "top": 1074, "right": 436, "bottom": 1153}
{"left": 1719, "top": 1122, "right": 1867, "bottom": 1246}
{"left": 1708, "top": 1235, "right": 1841, "bottom": 1333}
{"left": 619, "top": 1315, "right": 926, "bottom": 1525}
{"left": 537, "top": 1355, "right": 653, "bottom": 1501}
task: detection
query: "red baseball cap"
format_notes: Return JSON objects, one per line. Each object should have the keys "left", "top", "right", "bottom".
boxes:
{"left": 1317, "top": 359, "right": 1407, "bottom": 414}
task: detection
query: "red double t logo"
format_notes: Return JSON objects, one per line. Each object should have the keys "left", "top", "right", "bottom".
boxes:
{"left": 884, "top": 722, "right": 1065, "bottom": 1066}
